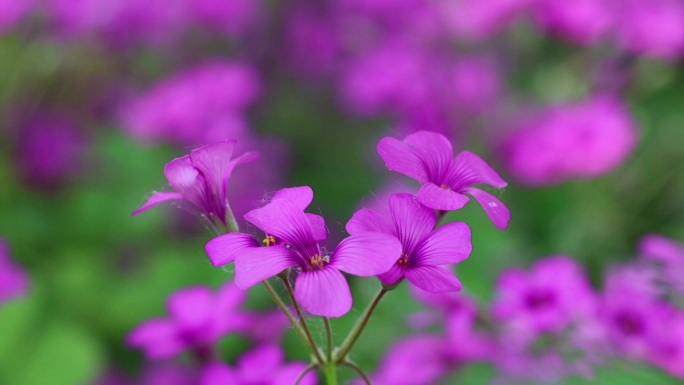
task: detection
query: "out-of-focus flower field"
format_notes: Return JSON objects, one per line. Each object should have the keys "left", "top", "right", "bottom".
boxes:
{"left": 1, "top": 0, "right": 683, "bottom": 384}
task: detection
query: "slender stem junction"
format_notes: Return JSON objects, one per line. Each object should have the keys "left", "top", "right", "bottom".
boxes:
{"left": 334, "top": 287, "right": 388, "bottom": 363}
{"left": 323, "top": 317, "right": 333, "bottom": 362}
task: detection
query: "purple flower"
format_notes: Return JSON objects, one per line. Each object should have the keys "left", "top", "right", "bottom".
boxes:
{"left": 347, "top": 193, "right": 471, "bottom": 292}
{"left": 187, "top": 0, "right": 261, "bottom": 38}
{"left": 127, "top": 282, "right": 249, "bottom": 360}
{"left": 0, "top": 0, "right": 34, "bottom": 33}
{"left": 200, "top": 344, "right": 316, "bottom": 385}
{"left": 0, "top": 239, "right": 29, "bottom": 305}
{"left": 492, "top": 256, "right": 596, "bottom": 336}
{"left": 639, "top": 234, "right": 684, "bottom": 295}
{"left": 616, "top": 0, "right": 684, "bottom": 60}
{"left": 649, "top": 313, "right": 684, "bottom": 378}
{"left": 377, "top": 131, "right": 510, "bottom": 229}
{"left": 357, "top": 335, "right": 448, "bottom": 385}
{"left": 205, "top": 186, "right": 402, "bottom": 317}
{"left": 132, "top": 140, "right": 258, "bottom": 229}
{"left": 120, "top": 61, "right": 260, "bottom": 146}
{"left": 533, "top": 0, "right": 613, "bottom": 45}
{"left": 15, "top": 113, "right": 88, "bottom": 188}
{"left": 503, "top": 95, "right": 638, "bottom": 185}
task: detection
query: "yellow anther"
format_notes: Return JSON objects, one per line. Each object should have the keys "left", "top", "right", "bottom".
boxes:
{"left": 308, "top": 255, "right": 327, "bottom": 271}
{"left": 262, "top": 235, "right": 276, "bottom": 246}
{"left": 439, "top": 184, "right": 452, "bottom": 191}
{"left": 397, "top": 253, "right": 410, "bottom": 268}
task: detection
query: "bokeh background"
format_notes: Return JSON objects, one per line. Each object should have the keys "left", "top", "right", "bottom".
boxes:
{"left": 1, "top": 0, "right": 683, "bottom": 384}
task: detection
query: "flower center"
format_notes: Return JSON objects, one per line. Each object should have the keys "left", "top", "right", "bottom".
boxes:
{"left": 397, "top": 253, "right": 410, "bottom": 269}
{"left": 439, "top": 184, "right": 451, "bottom": 190}
{"left": 308, "top": 254, "right": 328, "bottom": 271}
{"left": 262, "top": 235, "right": 277, "bottom": 246}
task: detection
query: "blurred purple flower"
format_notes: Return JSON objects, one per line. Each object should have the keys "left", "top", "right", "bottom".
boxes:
{"left": 120, "top": 61, "right": 260, "bottom": 146}
{"left": 206, "top": 186, "right": 401, "bottom": 317}
{"left": 377, "top": 131, "right": 510, "bottom": 229}
{"left": 441, "top": 0, "right": 532, "bottom": 41}
{"left": 492, "top": 256, "right": 596, "bottom": 336}
{"left": 616, "top": 0, "right": 684, "bottom": 60}
{"left": 15, "top": 113, "right": 88, "bottom": 188}
{"left": 533, "top": 0, "right": 613, "bottom": 45}
{"left": 285, "top": 5, "right": 341, "bottom": 78}
{"left": 92, "top": 363, "right": 196, "bottom": 385}
{"left": 504, "top": 95, "right": 638, "bottom": 185}
{"left": 448, "top": 56, "right": 502, "bottom": 115}
{"left": 127, "top": 282, "right": 249, "bottom": 360}
{"left": 200, "top": 344, "right": 316, "bottom": 385}
{"left": 187, "top": 0, "right": 261, "bottom": 38}
{"left": 0, "top": 0, "right": 34, "bottom": 33}
{"left": 132, "top": 140, "right": 258, "bottom": 230}
{"left": 347, "top": 193, "right": 472, "bottom": 292}
{"left": 649, "top": 313, "right": 684, "bottom": 378}
{"left": 639, "top": 234, "right": 684, "bottom": 294}
{"left": 358, "top": 335, "right": 448, "bottom": 385}
{"left": 0, "top": 239, "right": 29, "bottom": 304}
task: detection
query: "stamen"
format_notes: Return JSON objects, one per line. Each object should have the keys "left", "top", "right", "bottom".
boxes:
{"left": 308, "top": 254, "right": 328, "bottom": 271}
{"left": 262, "top": 235, "right": 277, "bottom": 246}
{"left": 439, "top": 184, "right": 452, "bottom": 191}
{"left": 397, "top": 253, "right": 410, "bottom": 268}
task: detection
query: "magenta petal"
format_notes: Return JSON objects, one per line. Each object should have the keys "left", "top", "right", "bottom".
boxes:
{"left": 167, "top": 286, "right": 213, "bottom": 330}
{"left": 205, "top": 233, "right": 260, "bottom": 267}
{"left": 447, "top": 151, "right": 507, "bottom": 188}
{"left": 188, "top": 140, "right": 237, "bottom": 191}
{"left": 330, "top": 233, "right": 402, "bottom": 276}
{"left": 234, "top": 246, "right": 299, "bottom": 289}
{"left": 390, "top": 194, "right": 435, "bottom": 253}
{"left": 346, "top": 208, "right": 394, "bottom": 236}
{"left": 295, "top": 268, "right": 352, "bottom": 318}
{"left": 462, "top": 187, "right": 510, "bottom": 229}
{"left": 404, "top": 131, "right": 454, "bottom": 182}
{"left": 417, "top": 183, "right": 470, "bottom": 211}
{"left": 405, "top": 266, "right": 462, "bottom": 293}
{"left": 377, "top": 137, "right": 429, "bottom": 183}
{"left": 244, "top": 200, "right": 318, "bottom": 255}
{"left": 272, "top": 186, "right": 314, "bottom": 210}
{"left": 238, "top": 345, "right": 283, "bottom": 381}
{"left": 414, "top": 222, "right": 472, "bottom": 266}
{"left": 127, "top": 319, "right": 184, "bottom": 359}
{"left": 378, "top": 263, "right": 406, "bottom": 286}
{"left": 200, "top": 363, "right": 239, "bottom": 385}
{"left": 639, "top": 234, "right": 684, "bottom": 264}
{"left": 306, "top": 213, "right": 327, "bottom": 241}
{"left": 131, "top": 191, "right": 185, "bottom": 216}
{"left": 163, "top": 156, "right": 204, "bottom": 204}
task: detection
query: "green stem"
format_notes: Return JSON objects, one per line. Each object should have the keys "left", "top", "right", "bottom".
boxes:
{"left": 323, "top": 317, "right": 333, "bottom": 362}
{"left": 325, "top": 362, "right": 338, "bottom": 385}
{"left": 334, "top": 288, "right": 388, "bottom": 363}
{"left": 260, "top": 281, "right": 310, "bottom": 350}
{"left": 280, "top": 275, "right": 325, "bottom": 365}
{"left": 342, "top": 361, "right": 372, "bottom": 385}
{"left": 294, "top": 363, "right": 318, "bottom": 385}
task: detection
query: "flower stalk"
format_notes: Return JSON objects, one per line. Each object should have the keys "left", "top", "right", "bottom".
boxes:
{"left": 334, "top": 287, "right": 389, "bottom": 363}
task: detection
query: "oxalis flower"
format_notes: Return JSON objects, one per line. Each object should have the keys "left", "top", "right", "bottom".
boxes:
{"left": 132, "top": 140, "right": 258, "bottom": 230}
{"left": 377, "top": 130, "right": 510, "bottom": 229}
{"left": 205, "top": 186, "right": 402, "bottom": 317}
{"left": 347, "top": 193, "right": 472, "bottom": 292}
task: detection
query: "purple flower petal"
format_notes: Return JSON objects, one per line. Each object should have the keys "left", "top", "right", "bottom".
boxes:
{"left": 378, "top": 263, "right": 406, "bottom": 286}
{"left": 188, "top": 140, "right": 237, "bottom": 192}
{"left": 414, "top": 222, "right": 472, "bottom": 266}
{"left": 306, "top": 213, "right": 327, "bottom": 241}
{"left": 131, "top": 191, "right": 185, "bottom": 216}
{"left": 167, "top": 286, "right": 214, "bottom": 330}
{"left": 244, "top": 200, "right": 319, "bottom": 257}
{"left": 446, "top": 151, "right": 507, "bottom": 189}
{"left": 127, "top": 319, "right": 185, "bottom": 360}
{"left": 272, "top": 186, "right": 314, "bottom": 210}
{"left": 404, "top": 131, "right": 454, "bottom": 182}
{"left": 295, "top": 268, "right": 352, "bottom": 317}
{"left": 405, "top": 266, "right": 462, "bottom": 293}
{"left": 237, "top": 344, "right": 283, "bottom": 381}
{"left": 390, "top": 194, "right": 436, "bottom": 254}
{"left": 377, "top": 137, "right": 428, "bottom": 183}
{"left": 200, "top": 363, "right": 239, "bottom": 385}
{"left": 205, "top": 233, "right": 260, "bottom": 267}
{"left": 163, "top": 156, "right": 205, "bottom": 207}
{"left": 329, "top": 233, "right": 402, "bottom": 276}
{"left": 462, "top": 187, "right": 510, "bottom": 229}
{"left": 346, "top": 208, "right": 394, "bottom": 236}
{"left": 416, "top": 182, "right": 470, "bottom": 211}
{"left": 234, "top": 246, "right": 299, "bottom": 289}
